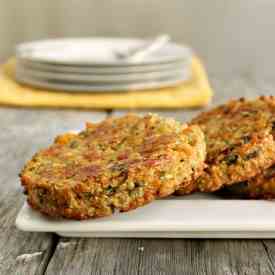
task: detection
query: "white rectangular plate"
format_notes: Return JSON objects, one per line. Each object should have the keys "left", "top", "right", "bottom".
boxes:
{"left": 16, "top": 194, "right": 275, "bottom": 238}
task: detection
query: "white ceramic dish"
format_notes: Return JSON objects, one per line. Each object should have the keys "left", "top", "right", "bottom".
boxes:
{"left": 16, "top": 38, "right": 192, "bottom": 66}
{"left": 16, "top": 193, "right": 275, "bottom": 238}
{"left": 17, "top": 57, "right": 190, "bottom": 74}
{"left": 15, "top": 70, "right": 190, "bottom": 92}
{"left": 16, "top": 64, "right": 188, "bottom": 83}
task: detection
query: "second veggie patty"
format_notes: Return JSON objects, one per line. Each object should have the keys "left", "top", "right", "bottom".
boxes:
{"left": 191, "top": 96, "right": 275, "bottom": 192}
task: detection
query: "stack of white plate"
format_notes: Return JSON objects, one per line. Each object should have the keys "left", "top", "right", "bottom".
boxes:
{"left": 15, "top": 38, "right": 192, "bottom": 92}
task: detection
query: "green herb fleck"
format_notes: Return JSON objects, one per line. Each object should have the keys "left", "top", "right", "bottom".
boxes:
{"left": 224, "top": 154, "right": 238, "bottom": 165}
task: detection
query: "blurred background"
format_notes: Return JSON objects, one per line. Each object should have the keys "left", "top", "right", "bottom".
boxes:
{"left": 1, "top": 0, "right": 275, "bottom": 79}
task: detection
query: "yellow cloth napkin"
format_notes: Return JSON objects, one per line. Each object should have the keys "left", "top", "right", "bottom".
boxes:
{"left": 0, "top": 56, "right": 213, "bottom": 109}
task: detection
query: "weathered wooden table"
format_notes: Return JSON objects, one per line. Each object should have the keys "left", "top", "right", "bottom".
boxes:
{"left": 2, "top": 76, "right": 275, "bottom": 275}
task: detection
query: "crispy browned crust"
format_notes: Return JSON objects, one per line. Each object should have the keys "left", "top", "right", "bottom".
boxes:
{"left": 221, "top": 165, "right": 275, "bottom": 199}
{"left": 20, "top": 113, "right": 205, "bottom": 219}
{"left": 191, "top": 96, "right": 275, "bottom": 192}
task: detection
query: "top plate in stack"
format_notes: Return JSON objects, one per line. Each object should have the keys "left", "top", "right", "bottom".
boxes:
{"left": 15, "top": 38, "right": 192, "bottom": 92}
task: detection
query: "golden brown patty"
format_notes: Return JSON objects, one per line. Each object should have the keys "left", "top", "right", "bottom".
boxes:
{"left": 20, "top": 113, "right": 206, "bottom": 219}
{"left": 220, "top": 165, "right": 275, "bottom": 199}
{"left": 191, "top": 96, "right": 275, "bottom": 192}
{"left": 173, "top": 125, "right": 206, "bottom": 195}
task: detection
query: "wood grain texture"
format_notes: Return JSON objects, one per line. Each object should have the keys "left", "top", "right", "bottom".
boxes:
{"left": 44, "top": 238, "right": 275, "bottom": 275}
{"left": 45, "top": 238, "right": 141, "bottom": 275}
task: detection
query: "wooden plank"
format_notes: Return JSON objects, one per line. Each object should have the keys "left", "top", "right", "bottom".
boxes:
{"left": 44, "top": 238, "right": 275, "bottom": 275}
{"left": 0, "top": 108, "right": 106, "bottom": 275}
{"left": 261, "top": 240, "right": 275, "bottom": 272}
{"left": 45, "top": 238, "right": 142, "bottom": 275}
{"left": 135, "top": 239, "right": 275, "bottom": 275}
{"left": 0, "top": 201, "right": 52, "bottom": 275}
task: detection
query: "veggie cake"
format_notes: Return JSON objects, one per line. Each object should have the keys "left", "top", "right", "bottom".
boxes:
{"left": 20, "top": 113, "right": 206, "bottom": 219}
{"left": 191, "top": 96, "right": 275, "bottom": 192}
